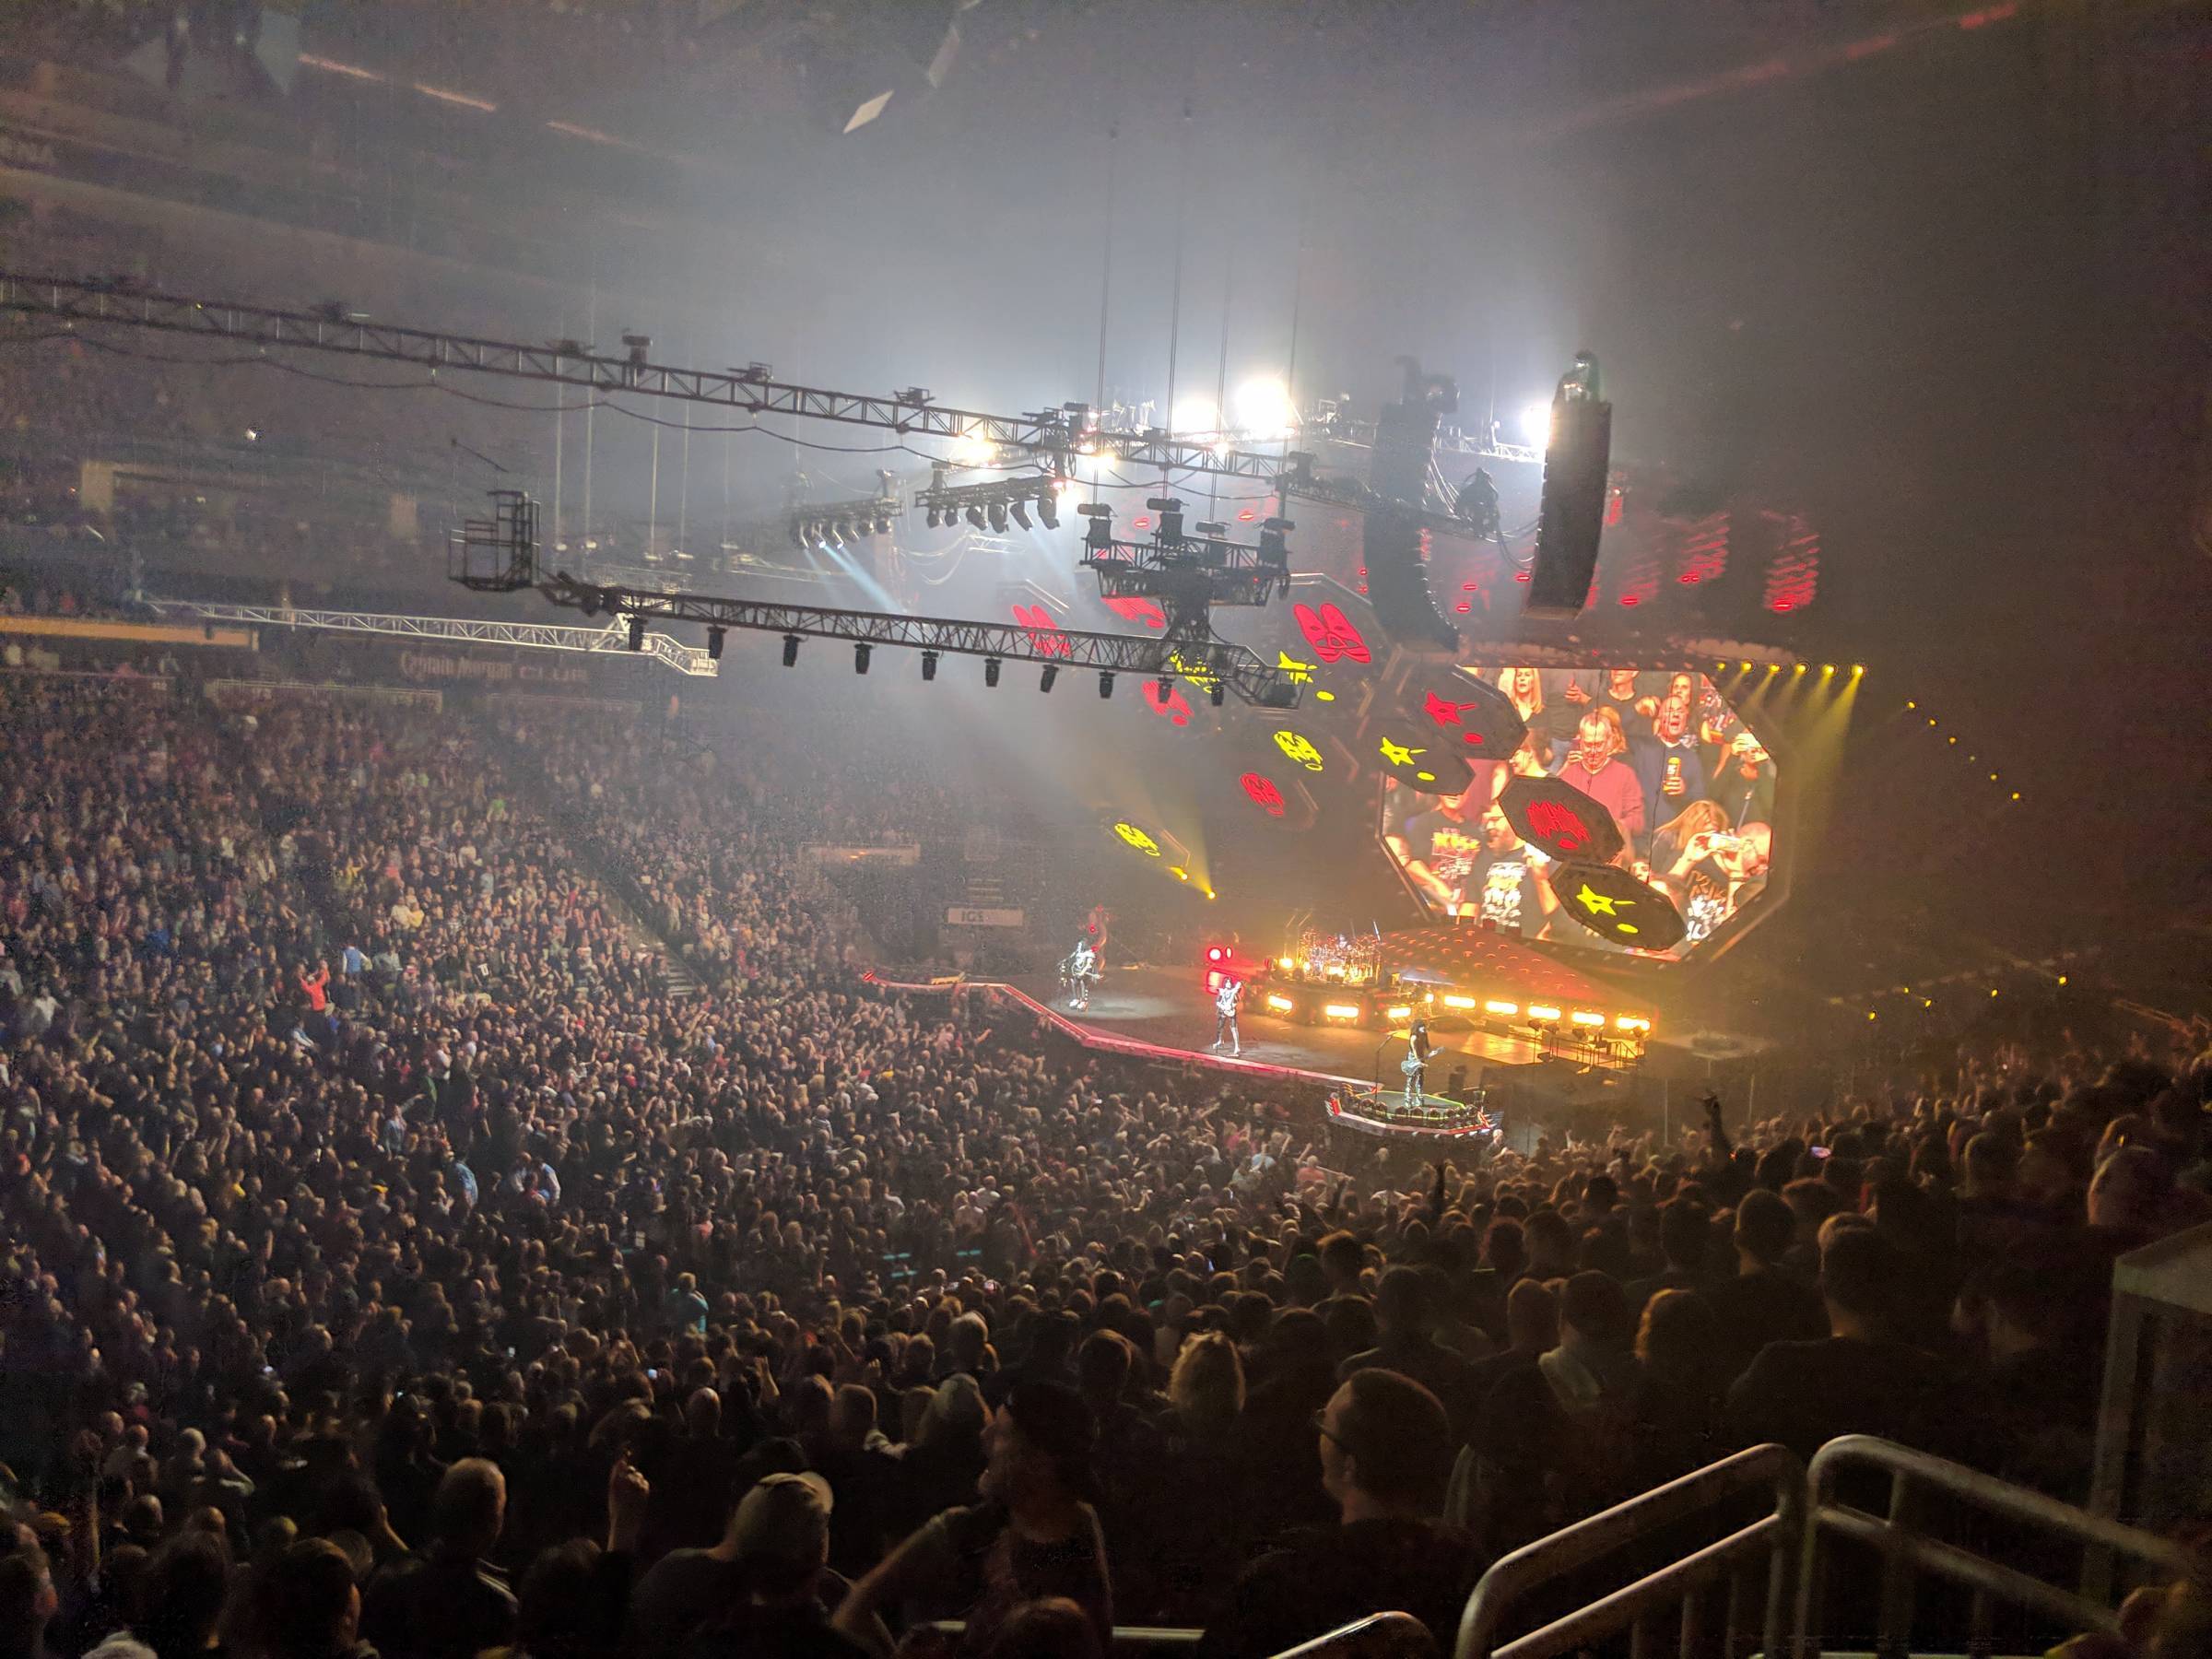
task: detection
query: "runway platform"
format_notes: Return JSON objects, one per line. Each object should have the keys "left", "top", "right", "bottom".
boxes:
{"left": 867, "top": 964, "right": 1544, "bottom": 1091}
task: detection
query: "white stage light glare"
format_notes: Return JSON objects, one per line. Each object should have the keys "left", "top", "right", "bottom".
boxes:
{"left": 1522, "top": 400, "right": 1555, "bottom": 446}
{"left": 1169, "top": 395, "right": 1220, "bottom": 436}
{"left": 947, "top": 430, "right": 997, "bottom": 469}
{"left": 1232, "top": 376, "right": 1297, "bottom": 440}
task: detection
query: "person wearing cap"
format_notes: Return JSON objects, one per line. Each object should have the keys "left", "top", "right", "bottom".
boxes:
{"left": 1198, "top": 1370, "right": 1475, "bottom": 1659}
{"left": 833, "top": 1382, "right": 1111, "bottom": 1659}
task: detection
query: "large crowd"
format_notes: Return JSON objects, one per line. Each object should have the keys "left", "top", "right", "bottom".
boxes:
{"left": 0, "top": 669, "right": 2207, "bottom": 1659}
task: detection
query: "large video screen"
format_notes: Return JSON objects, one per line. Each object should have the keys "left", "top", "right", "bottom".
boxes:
{"left": 1379, "top": 665, "right": 1775, "bottom": 960}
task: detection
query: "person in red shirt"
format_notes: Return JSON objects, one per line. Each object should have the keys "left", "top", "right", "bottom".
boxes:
{"left": 298, "top": 960, "right": 330, "bottom": 1013}
{"left": 1556, "top": 710, "right": 1646, "bottom": 836}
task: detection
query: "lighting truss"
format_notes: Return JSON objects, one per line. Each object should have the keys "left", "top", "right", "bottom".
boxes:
{"left": 537, "top": 573, "right": 1301, "bottom": 705}
{"left": 914, "top": 473, "right": 1061, "bottom": 528}
{"left": 135, "top": 595, "right": 722, "bottom": 676}
{"left": 447, "top": 488, "right": 539, "bottom": 592}
{"left": 0, "top": 272, "right": 1309, "bottom": 485}
{"left": 1076, "top": 497, "right": 1292, "bottom": 625}
{"left": 789, "top": 493, "right": 900, "bottom": 547}
{"left": 1281, "top": 471, "right": 1500, "bottom": 545}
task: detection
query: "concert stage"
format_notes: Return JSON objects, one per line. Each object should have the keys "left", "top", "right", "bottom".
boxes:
{"left": 865, "top": 963, "right": 1653, "bottom": 1147}
{"left": 1008, "top": 965, "right": 1545, "bottom": 1087}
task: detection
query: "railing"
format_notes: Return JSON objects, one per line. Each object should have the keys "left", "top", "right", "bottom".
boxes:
{"left": 922, "top": 1616, "right": 1429, "bottom": 1657}
{"left": 1455, "top": 1443, "right": 1804, "bottom": 1659}
{"left": 1796, "top": 1435, "right": 2191, "bottom": 1659}
{"left": 921, "top": 1621, "right": 1203, "bottom": 1654}
{"left": 1276, "top": 1613, "right": 1438, "bottom": 1659}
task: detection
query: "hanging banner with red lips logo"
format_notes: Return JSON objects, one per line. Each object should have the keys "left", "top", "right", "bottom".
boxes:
{"left": 1293, "top": 602, "right": 1372, "bottom": 665}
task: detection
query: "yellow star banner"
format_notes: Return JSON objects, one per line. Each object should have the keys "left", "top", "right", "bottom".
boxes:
{"left": 1549, "top": 860, "right": 1687, "bottom": 950}
{"left": 1374, "top": 734, "right": 1473, "bottom": 795}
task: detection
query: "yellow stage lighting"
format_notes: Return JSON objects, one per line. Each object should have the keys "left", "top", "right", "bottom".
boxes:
{"left": 1527, "top": 1005, "right": 1562, "bottom": 1021}
{"left": 1484, "top": 1000, "right": 1520, "bottom": 1017}
{"left": 1441, "top": 994, "right": 1477, "bottom": 1009}
{"left": 1265, "top": 994, "right": 1295, "bottom": 1013}
{"left": 1571, "top": 1011, "right": 1606, "bottom": 1027}
{"left": 1323, "top": 1003, "right": 1361, "bottom": 1020}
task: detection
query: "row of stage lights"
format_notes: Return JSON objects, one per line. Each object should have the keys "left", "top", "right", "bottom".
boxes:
{"left": 789, "top": 512, "right": 894, "bottom": 550}
{"left": 1253, "top": 977, "right": 1653, "bottom": 1036}
{"left": 770, "top": 631, "right": 1161, "bottom": 700}
{"left": 1900, "top": 697, "right": 2019, "bottom": 801}
{"left": 923, "top": 480, "right": 1064, "bottom": 534}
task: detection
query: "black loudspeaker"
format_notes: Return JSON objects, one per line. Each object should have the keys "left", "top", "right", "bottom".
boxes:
{"left": 1362, "top": 399, "right": 1461, "bottom": 652}
{"left": 1524, "top": 395, "right": 1613, "bottom": 620}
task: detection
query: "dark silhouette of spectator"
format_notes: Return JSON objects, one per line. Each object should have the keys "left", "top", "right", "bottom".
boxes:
{"left": 1198, "top": 1370, "right": 1474, "bottom": 1659}
{"left": 1725, "top": 1227, "right": 1953, "bottom": 1463}
{"left": 1700, "top": 1189, "right": 1829, "bottom": 1387}
{"left": 835, "top": 1382, "right": 1109, "bottom": 1657}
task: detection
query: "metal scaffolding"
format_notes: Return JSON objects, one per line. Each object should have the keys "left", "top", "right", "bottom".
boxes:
{"left": 136, "top": 595, "right": 721, "bottom": 677}
{"left": 537, "top": 573, "right": 1302, "bottom": 705}
{"left": 0, "top": 272, "right": 1313, "bottom": 483}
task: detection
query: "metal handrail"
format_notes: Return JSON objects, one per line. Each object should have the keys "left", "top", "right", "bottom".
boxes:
{"left": 1455, "top": 1442, "right": 1804, "bottom": 1659}
{"left": 1274, "top": 1612, "right": 1438, "bottom": 1658}
{"left": 1795, "top": 1435, "right": 2192, "bottom": 1659}
{"left": 922, "top": 1620, "right": 1205, "bottom": 1651}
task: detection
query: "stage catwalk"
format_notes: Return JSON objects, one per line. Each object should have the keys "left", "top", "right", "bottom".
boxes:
{"left": 1003, "top": 965, "right": 1545, "bottom": 1085}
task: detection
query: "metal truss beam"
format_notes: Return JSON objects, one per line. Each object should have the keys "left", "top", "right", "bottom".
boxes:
{"left": 913, "top": 474, "right": 1058, "bottom": 510}
{"left": 1081, "top": 540, "right": 1288, "bottom": 609}
{"left": 1319, "top": 424, "right": 1543, "bottom": 469}
{"left": 137, "top": 596, "right": 720, "bottom": 677}
{"left": 540, "top": 574, "right": 1300, "bottom": 706}
{"left": 0, "top": 272, "right": 1302, "bottom": 484}
{"left": 1283, "top": 473, "right": 1507, "bottom": 545}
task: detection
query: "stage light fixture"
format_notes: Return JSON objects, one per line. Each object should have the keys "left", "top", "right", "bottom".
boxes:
{"left": 1009, "top": 500, "right": 1032, "bottom": 531}
{"left": 789, "top": 522, "right": 809, "bottom": 549}
{"left": 626, "top": 614, "right": 645, "bottom": 652}
{"left": 782, "top": 634, "right": 800, "bottom": 667}
{"left": 1036, "top": 490, "right": 1059, "bottom": 530}
{"left": 1155, "top": 675, "right": 1172, "bottom": 704}
{"left": 1210, "top": 682, "right": 1226, "bottom": 708}
{"left": 926, "top": 506, "right": 943, "bottom": 529}
{"left": 1040, "top": 664, "right": 1057, "bottom": 693}
{"left": 706, "top": 626, "right": 725, "bottom": 661}
{"left": 1098, "top": 671, "right": 1114, "bottom": 700}
{"left": 921, "top": 651, "right": 938, "bottom": 682}
{"left": 965, "top": 505, "right": 986, "bottom": 529}
{"left": 854, "top": 643, "right": 871, "bottom": 675}
{"left": 1233, "top": 375, "right": 1297, "bottom": 441}
{"left": 581, "top": 588, "right": 604, "bottom": 618}
{"left": 983, "top": 657, "right": 1001, "bottom": 688}
{"left": 988, "top": 501, "right": 1009, "bottom": 534}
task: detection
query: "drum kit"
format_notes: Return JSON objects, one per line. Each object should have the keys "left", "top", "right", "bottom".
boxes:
{"left": 1285, "top": 927, "right": 1381, "bottom": 986}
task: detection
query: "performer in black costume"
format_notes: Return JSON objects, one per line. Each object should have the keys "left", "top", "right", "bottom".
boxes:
{"left": 1401, "top": 1018, "right": 1435, "bottom": 1108}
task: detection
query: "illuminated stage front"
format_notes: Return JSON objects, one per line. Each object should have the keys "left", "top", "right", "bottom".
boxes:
{"left": 867, "top": 966, "right": 1543, "bottom": 1089}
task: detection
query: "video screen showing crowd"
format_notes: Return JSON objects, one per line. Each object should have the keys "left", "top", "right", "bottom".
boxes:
{"left": 1382, "top": 665, "right": 1775, "bottom": 959}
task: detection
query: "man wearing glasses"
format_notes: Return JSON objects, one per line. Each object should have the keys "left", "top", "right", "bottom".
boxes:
{"left": 1199, "top": 1371, "right": 1476, "bottom": 1658}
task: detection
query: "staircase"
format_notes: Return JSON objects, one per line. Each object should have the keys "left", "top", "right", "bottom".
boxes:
{"left": 458, "top": 700, "right": 721, "bottom": 1001}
